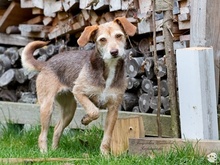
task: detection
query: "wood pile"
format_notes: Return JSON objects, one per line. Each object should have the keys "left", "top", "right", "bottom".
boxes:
{"left": 0, "top": 0, "right": 191, "bottom": 115}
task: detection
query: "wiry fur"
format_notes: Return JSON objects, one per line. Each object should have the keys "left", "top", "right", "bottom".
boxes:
{"left": 21, "top": 17, "right": 136, "bottom": 155}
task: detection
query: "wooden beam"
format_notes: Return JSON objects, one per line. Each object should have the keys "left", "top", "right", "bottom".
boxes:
{"left": 0, "top": 2, "right": 32, "bottom": 32}
{"left": 190, "top": 0, "right": 220, "bottom": 102}
{"left": 176, "top": 47, "right": 218, "bottom": 140}
{"left": 0, "top": 33, "right": 34, "bottom": 46}
{"left": 129, "top": 138, "right": 220, "bottom": 155}
{"left": 0, "top": 101, "right": 172, "bottom": 137}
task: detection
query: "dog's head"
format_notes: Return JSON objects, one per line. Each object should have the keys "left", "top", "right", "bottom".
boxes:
{"left": 77, "top": 17, "right": 137, "bottom": 60}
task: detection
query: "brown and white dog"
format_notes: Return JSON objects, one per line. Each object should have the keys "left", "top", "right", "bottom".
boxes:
{"left": 21, "top": 17, "right": 136, "bottom": 155}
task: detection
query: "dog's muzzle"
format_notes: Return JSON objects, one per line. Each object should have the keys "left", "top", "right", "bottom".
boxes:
{"left": 110, "top": 49, "right": 119, "bottom": 58}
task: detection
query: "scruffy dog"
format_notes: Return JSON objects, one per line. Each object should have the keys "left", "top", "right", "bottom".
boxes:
{"left": 21, "top": 17, "right": 136, "bottom": 155}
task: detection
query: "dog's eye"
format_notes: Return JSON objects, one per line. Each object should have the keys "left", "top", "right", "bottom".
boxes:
{"left": 115, "top": 34, "right": 123, "bottom": 39}
{"left": 99, "top": 37, "right": 107, "bottom": 42}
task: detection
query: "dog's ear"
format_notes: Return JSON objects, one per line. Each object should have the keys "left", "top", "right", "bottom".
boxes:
{"left": 77, "top": 25, "right": 99, "bottom": 47}
{"left": 114, "top": 17, "right": 137, "bottom": 36}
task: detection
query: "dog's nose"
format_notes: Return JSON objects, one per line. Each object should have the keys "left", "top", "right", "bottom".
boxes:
{"left": 110, "top": 49, "right": 118, "bottom": 57}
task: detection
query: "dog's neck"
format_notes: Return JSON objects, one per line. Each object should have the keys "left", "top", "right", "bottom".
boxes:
{"left": 90, "top": 50, "right": 125, "bottom": 88}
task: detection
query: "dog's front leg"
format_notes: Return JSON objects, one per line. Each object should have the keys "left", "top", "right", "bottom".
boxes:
{"left": 100, "top": 104, "right": 119, "bottom": 156}
{"left": 74, "top": 93, "right": 100, "bottom": 125}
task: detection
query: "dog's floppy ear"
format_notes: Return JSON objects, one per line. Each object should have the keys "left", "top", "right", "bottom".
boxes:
{"left": 77, "top": 25, "right": 99, "bottom": 47}
{"left": 114, "top": 17, "right": 137, "bottom": 36}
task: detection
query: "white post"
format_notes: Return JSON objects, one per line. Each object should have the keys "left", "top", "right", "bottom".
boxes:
{"left": 176, "top": 47, "right": 219, "bottom": 140}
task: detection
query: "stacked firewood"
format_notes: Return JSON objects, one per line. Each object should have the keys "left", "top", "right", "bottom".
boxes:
{"left": 0, "top": 0, "right": 191, "bottom": 115}
{"left": 0, "top": 41, "right": 69, "bottom": 103}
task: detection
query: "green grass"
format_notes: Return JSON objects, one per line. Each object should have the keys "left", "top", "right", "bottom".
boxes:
{"left": 0, "top": 123, "right": 215, "bottom": 165}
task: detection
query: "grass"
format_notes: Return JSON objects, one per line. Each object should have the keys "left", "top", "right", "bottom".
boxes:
{"left": 0, "top": 123, "right": 215, "bottom": 165}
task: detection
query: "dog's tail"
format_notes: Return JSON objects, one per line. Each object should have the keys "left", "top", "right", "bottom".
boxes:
{"left": 21, "top": 41, "right": 49, "bottom": 71}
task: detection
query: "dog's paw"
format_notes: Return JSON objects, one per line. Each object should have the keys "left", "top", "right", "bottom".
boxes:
{"left": 81, "top": 114, "right": 92, "bottom": 125}
{"left": 100, "top": 144, "right": 110, "bottom": 156}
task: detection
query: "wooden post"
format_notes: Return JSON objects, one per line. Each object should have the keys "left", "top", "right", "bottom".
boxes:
{"left": 110, "top": 116, "right": 145, "bottom": 156}
{"left": 176, "top": 47, "right": 219, "bottom": 140}
{"left": 162, "top": 0, "right": 180, "bottom": 138}
{"left": 190, "top": 0, "right": 220, "bottom": 103}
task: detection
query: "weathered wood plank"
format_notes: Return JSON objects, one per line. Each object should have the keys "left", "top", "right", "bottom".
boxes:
{"left": 0, "top": 33, "right": 34, "bottom": 46}
{"left": 190, "top": 0, "right": 220, "bottom": 102}
{"left": 176, "top": 47, "right": 218, "bottom": 140}
{"left": 129, "top": 138, "right": 220, "bottom": 155}
{"left": 0, "top": 2, "right": 32, "bottom": 33}
{"left": 0, "top": 101, "right": 172, "bottom": 137}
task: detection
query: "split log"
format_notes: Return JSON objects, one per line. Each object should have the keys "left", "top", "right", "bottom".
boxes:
{"left": 23, "top": 69, "right": 38, "bottom": 80}
{"left": 14, "top": 68, "right": 27, "bottom": 84}
{"left": 127, "top": 77, "right": 141, "bottom": 89}
{"left": 4, "top": 47, "right": 19, "bottom": 65}
{"left": 160, "top": 80, "right": 169, "bottom": 97}
{"left": 132, "top": 106, "right": 140, "bottom": 113}
{"left": 126, "top": 57, "right": 145, "bottom": 78}
{"left": 138, "top": 93, "right": 151, "bottom": 113}
{"left": 18, "top": 92, "right": 37, "bottom": 104}
{"left": 0, "top": 69, "right": 15, "bottom": 87}
{"left": 62, "top": 0, "right": 79, "bottom": 11}
{"left": 0, "top": 68, "right": 27, "bottom": 87}
{"left": 0, "top": 54, "right": 11, "bottom": 76}
{"left": 122, "top": 92, "right": 138, "bottom": 111}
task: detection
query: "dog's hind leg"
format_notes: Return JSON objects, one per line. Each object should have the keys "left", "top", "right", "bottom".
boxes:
{"left": 38, "top": 98, "right": 54, "bottom": 153}
{"left": 52, "top": 90, "right": 76, "bottom": 150}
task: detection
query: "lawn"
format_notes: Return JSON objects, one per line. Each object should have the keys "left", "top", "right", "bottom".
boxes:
{"left": 0, "top": 124, "right": 214, "bottom": 165}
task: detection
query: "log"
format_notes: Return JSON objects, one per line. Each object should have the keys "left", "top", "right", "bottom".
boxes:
{"left": 28, "top": 78, "right": 36, "bottom": 93}
{"left": 161, "top": 96, "right": 170, "bottom": 111}
{"left": 14, "top": 68, "right": 27, "bottom": 84}
{"left": 4, "top": 47, "right": 19, "bottom": 65}
{"left": 160, "top": 80, "right": 169, "bottom": 97}
{"left": 6, "top": 26, "right": 20, "bottom": 34}
{"left": 144, "top": 57, "right": 155, "bottom": 79}
{"left": 141, "top": 78, "right": 154, "bottom": 97}
{"left": 0, "top": 46, "right": 6, "bottom": 53}
{"left": 122, "top": 92, "right": 138, "bottom": 111}
{"left": 18, "top": 92, "right": 37, "bottom": 104}
{"left": 157, "top": 57, "right": 167, "bottom": 77}
{"left": 132, "top": 106, "right": 140, "bottom": 113}
{"left": 0, "top": 69, "right": 15, "bottom": 87}
{"left": 138, "top": 38, "right": 150, "bottom": 56}
{"left": 138, "top": 93, "right": 151, "bottom": 113}
{"left": 46, "top": 44, "right": 59, "bottom": 56}
{"left": 37, "top": 54, "right": 49, "bottom": 62}
{"left": 150, "top": 96, "right": 162, "bottom": 110}
{"left": 126, "top": 57, "right": 145, "bottom": 78}
{"left": 0, "top": 54, "right": 11, "bottom": 76}
{"left": 109, "top": 0, "right": 121, "bottom": 11}
{"left": 127, "top": 77, "right": 141, "bottom": 89}
{"left": 0, "top": 88, "right": 17, "bottom": 102}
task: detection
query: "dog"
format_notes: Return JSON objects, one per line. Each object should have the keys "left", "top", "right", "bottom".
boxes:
{"left": 21, "top": 17, "right": 137, "bottom": 155}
